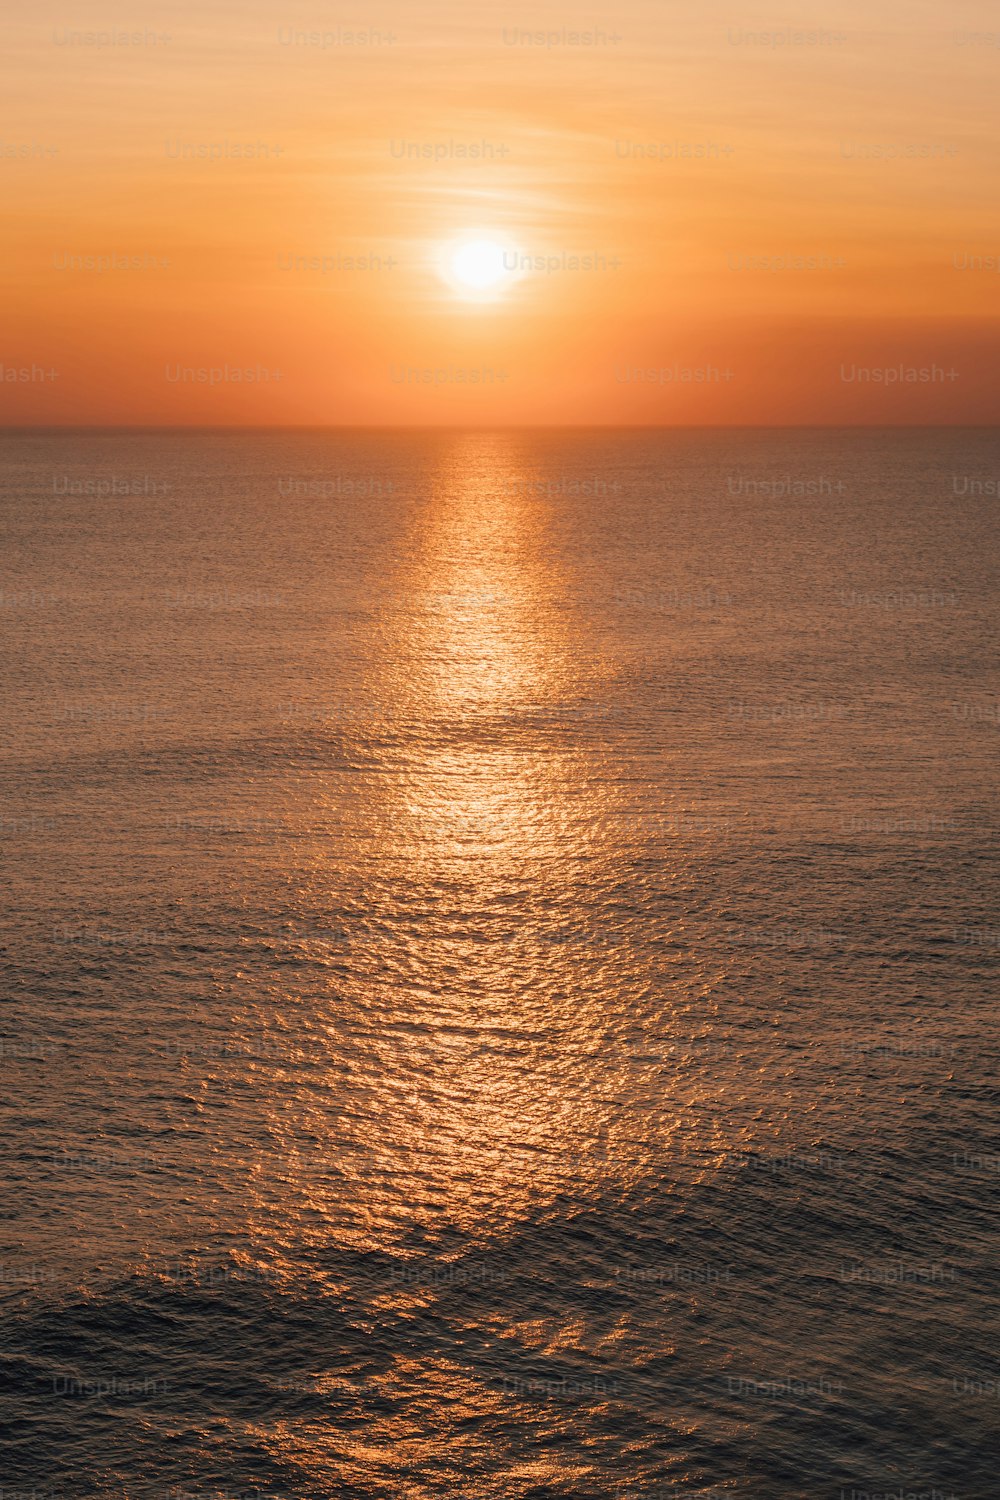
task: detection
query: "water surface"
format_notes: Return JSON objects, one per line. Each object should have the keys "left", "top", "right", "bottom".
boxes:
{"left": 1, "top": 428, "right": 998, "bottom": 1497}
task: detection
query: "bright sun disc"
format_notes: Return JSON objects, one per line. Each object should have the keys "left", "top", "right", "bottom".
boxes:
{"left": 447, "top": 238, "right": 517, "bottom": 297}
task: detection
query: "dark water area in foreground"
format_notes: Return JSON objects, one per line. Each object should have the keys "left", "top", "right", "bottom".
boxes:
{"left": 1, "top": 428, "right": 998, "bottom": 1497}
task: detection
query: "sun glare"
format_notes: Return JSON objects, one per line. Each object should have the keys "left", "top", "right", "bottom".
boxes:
{"left": 452, "top": 240, "right": 506, "bottom": 289}
{"left": 442, "top": 236, "right": 521, "bottom": 300}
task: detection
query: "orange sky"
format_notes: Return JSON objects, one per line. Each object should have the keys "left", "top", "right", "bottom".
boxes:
{"left": 2, "top": 0, "right": 999, "bottom": 424}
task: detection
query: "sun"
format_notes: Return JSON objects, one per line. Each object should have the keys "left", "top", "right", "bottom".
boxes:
{"left": 440, "top": 234, "right": 521, "bottom": 301}
{"left": 452, "top": 240, "right": 507, "bottom": 290}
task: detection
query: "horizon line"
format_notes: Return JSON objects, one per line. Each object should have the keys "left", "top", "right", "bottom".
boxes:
{"left": 2, "top": 423, "right": 999, "bottom": 434}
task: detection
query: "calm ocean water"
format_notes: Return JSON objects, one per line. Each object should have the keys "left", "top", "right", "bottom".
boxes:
{"left": 1, "top": 428, "right": 998, "bottom": 1499}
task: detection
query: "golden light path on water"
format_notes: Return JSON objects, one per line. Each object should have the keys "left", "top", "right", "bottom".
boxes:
{"left": 248, "top": 434, "right": 714, "bottom": 1490}
{"left": 230, "top": 442, "right": 848, "bottom": 1496}
{"left": 255, "top": 434, "right": 740, "bottom": 1276}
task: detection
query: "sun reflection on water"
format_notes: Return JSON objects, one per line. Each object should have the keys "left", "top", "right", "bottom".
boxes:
{"left": 257, "top": 433, "right": 708, "bottom": 1261}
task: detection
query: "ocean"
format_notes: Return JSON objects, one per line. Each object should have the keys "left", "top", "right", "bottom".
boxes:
{"left": 1, "top": 427, "right": 997, "bottom": 1498}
